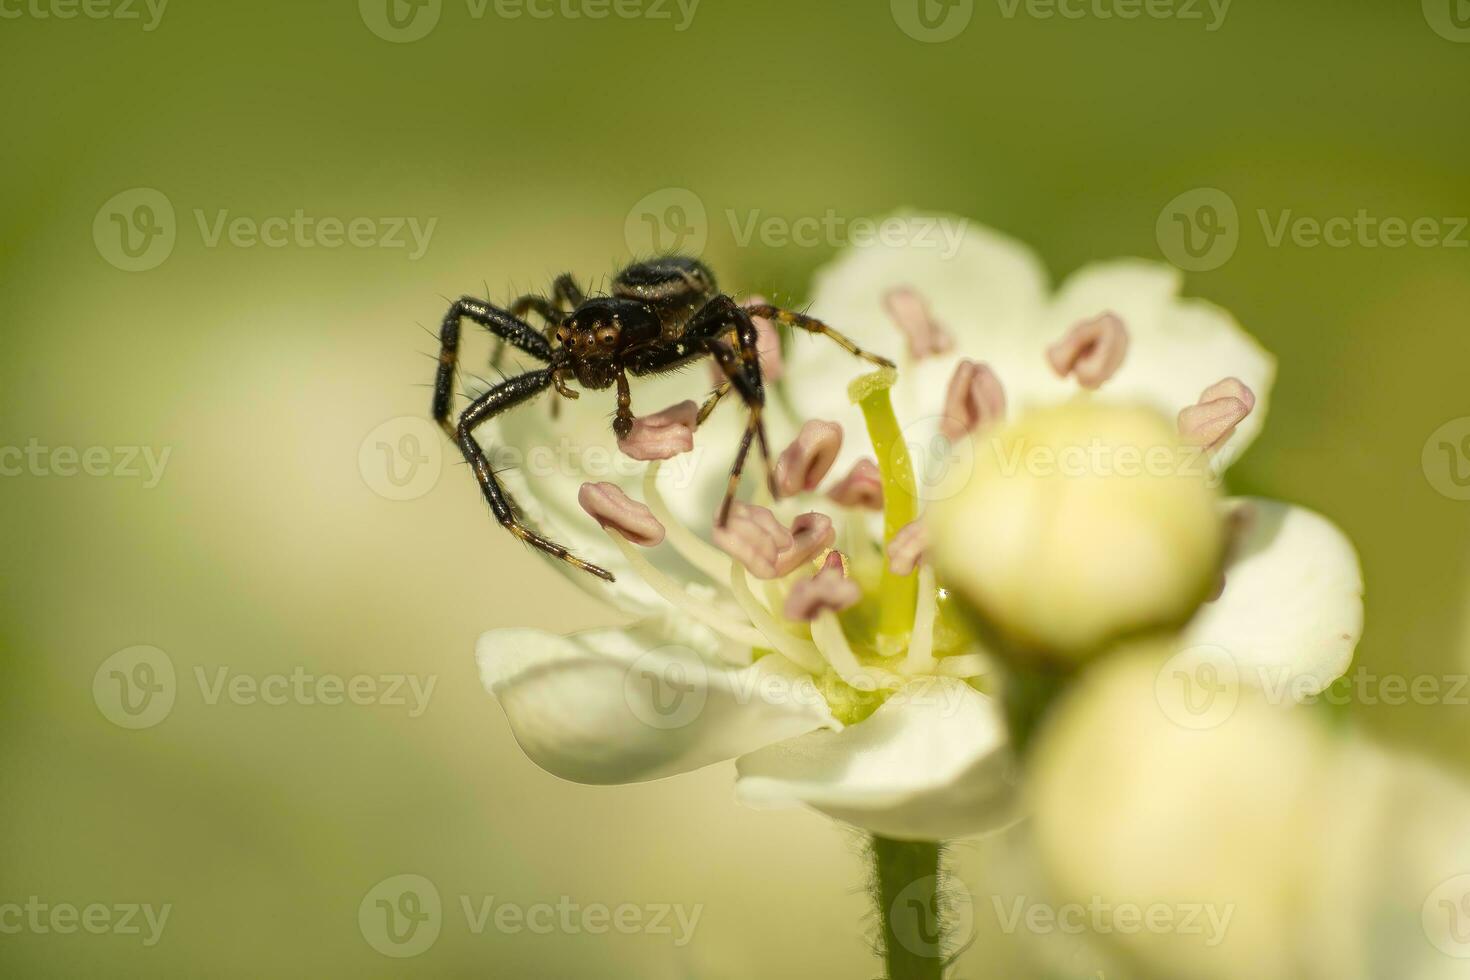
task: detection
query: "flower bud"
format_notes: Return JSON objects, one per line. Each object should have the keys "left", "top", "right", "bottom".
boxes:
{"left": 931, "top": 400, "right": 1223, "bottom": 662}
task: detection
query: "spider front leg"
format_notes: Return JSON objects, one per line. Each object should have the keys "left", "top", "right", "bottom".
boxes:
{"left": 743, "top": 303, "right": 896, "bottom": 369}
{"left": 454, "top": 368, "right": 613, "bottom": 582}
{"left": 434, "top": 296, "right": 552, "bottom": 437}
{"left": 494, "top": 274, "right": 587, "bottom": 370}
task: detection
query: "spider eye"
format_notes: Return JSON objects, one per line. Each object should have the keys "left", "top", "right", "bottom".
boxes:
{"left": 555, "top": 327, "right": 572, "bottom": 345}
{"left": 596, "top": 327, "right": 619, "bottom": 346}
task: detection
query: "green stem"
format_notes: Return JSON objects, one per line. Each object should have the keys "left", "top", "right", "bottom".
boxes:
{"left": 851, "top": 368, "right": 919, "bottom": 648}
{"left": 871, "top": 836, "right": 945, "bottom": 980}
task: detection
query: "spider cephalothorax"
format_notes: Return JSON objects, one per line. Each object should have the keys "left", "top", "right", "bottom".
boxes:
{"left": 431, "top": 255, "right": 892, "bottom": 582}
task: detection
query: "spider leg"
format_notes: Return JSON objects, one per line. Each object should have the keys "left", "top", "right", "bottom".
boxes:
{"left": 743, "top": 303, "right": 896, "bottom": 369}
{"left": 697, "top": 381, "right": 730, "bottom": 426}
{"left": 624, "top": 295, "right": 779, "bottom": 522}
{"left": 434, "top": 296, "right": 552, "bottom": 437}
{"left": 455, "top": 368, "right": 614, "bottom": 582}
{"left": 613, "top": 369, "right": 634, "bottom": 439}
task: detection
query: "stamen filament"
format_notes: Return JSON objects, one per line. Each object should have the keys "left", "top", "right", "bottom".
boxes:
{"left": 642, "top": 462, "right": 734, "bottom": 584}
{"left": 811, "top": 611, "right": 901, "bottom": 693}
{"left": 902, "top": 565, "right": 938, "bottom": 675}
{"left": 603, "top": 529, "right": 768, "bottom": 650}
{"left": 849, "top": 368, "right": 920, "bottom": 647}
{"left": 934, "top": 653, "right": 988, "bottom": 679}
{"left": 728, "top": 565, "right": 827, "bottom": 674}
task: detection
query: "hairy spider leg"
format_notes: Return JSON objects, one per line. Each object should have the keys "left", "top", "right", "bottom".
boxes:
{"left": 742, "top": 303, "right": 897, "bottom": 370}
{"left": 626, "top": 295, "right": 778, "bottom": 526}
{"left": 434, "top": 297, "right": 553, "bottom": 438}
{"left": 453, "top": 368, "right": 614, "bottom": 582}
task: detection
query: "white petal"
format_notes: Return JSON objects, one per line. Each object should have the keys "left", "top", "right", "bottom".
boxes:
{"left": 1182, "top": 498, "right": 1363, "bottom": 698}
{"left": 1045, "top": 261, "right": 1276, "bottom": 467}
{"left": 478, "top": 624, "right": 834, "bottom": 785}
{"left": 784, "top": 216, "right": 1051, "bottom": 484}
{"left": 734, "top": 677, "right": 1017, "bottom": 841}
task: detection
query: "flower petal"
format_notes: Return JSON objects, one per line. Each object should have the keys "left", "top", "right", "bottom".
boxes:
{"left": 479, "top": 624, "right": 835, "bottom": 785}
{"left": 1043, "top": 261, "right": 1276, "bottom": 467}
{"left": 785, "top": 215, "right": 1050, "bottom": 482}
{"left": 734, "top": 677, "right": 1017, "bottom": 841}
{"left": 1181, "top": 498, "right": 1363, "bottom": 697}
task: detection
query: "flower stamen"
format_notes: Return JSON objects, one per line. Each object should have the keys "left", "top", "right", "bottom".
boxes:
{"left": 940, "top": 359, "right": 1006, "bottom": 441}
{"left": 578, "top": 482, "right": 665, "bottom": 547}
{"left": 828, "top": 458, "right": 884, "bottom": 510}
{"left": 1047, "top": 312, "right": 1129, "bottom": 389}
{"left": 883, "top": 287, "right": 954, "bottom": 360}
{"left": 615, "top": 400, "right": 699, "bottom": 461}
{"left": 774, "top": 420, "right": 843, "bottom": 497}
{"left": 1179, "top": 377, "right": 1256, "bottom": 452}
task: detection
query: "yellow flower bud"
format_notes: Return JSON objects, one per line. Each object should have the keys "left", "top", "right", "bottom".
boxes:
{"left": 931, "top": 400, "right": 1224, "bottom": 662}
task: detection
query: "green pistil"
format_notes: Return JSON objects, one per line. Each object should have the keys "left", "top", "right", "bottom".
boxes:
{"left": 849, "top": 367, "right": 919, "bottom": 655}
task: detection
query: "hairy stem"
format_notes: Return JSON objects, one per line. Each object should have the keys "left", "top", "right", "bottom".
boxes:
{"left": 871, "top": 835, "right": 946, "bottom": 980}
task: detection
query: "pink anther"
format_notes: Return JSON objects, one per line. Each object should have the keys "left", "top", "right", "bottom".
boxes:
{"left": 883, "top": 287, "right": 954, "bottom": 360}
{"left": 616, "top": 401, "right": 699, "bottom": 461}
{"left": 578, "top": 482, "right": 665, "bottom": 547}
{"left": 1047, "top": 312, "right": 1129, "bottom": 389}
{"left": 774, "top": 420, "right": 844, "bottom": 497}
{"left": 939, "top": 359, "right": 1006, "bottom": 441}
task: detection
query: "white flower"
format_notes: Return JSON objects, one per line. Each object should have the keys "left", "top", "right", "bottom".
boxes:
{"left": 472, "top": 215, "right": 1363, "bottom": 840}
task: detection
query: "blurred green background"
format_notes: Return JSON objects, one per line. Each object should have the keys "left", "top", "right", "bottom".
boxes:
{"left": 2, "top": 0, "right": 1468, "bottom": 975}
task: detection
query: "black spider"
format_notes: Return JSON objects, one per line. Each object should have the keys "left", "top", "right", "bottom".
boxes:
{"left": 432, "top": 255, "right": 893, "bottom": 582}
